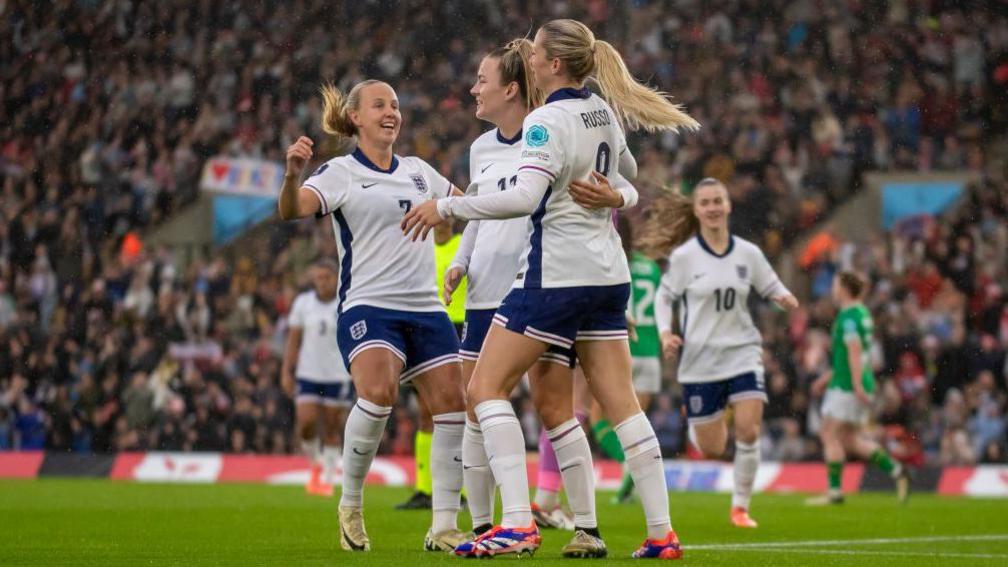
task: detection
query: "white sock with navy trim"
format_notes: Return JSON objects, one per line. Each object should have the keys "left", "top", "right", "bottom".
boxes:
{"left": 615, "top": 412, "right": 671, "bottom": 540}
{"left": 463, "top": 419, "right": 495, "bottom": 528}
{"left": 339, "top": 398, "right": 391, "bottom": 508}
{"left": 732, "top": 440, "right": 759, "bottom": 511}
{"left": 548, "top": 418, "right": 597, "bottom": 529}
{"left": 476, "top": 399, "right": 532, "bottom": 528}
{"left": 431, "top": 411, "right": 466, "bottom": 532}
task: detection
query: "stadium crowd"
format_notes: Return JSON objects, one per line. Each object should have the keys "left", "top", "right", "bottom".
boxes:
{"left": 1, "top": 1, "right": 1006, "bottom": 465}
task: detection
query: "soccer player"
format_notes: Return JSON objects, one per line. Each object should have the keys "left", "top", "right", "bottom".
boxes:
{"left": 282, "top": 259, "right": 353, "bottom": 497}
{"left": 278, "top": 80, "right": 468, "bottom": 552}
{"left": 403, "top": 19, "right": 698, "bottom": 559}
{"left": 808, "top": 271, "right": 909, "bottom": 505}
{"left": 652, "top": 178, "right": 799, "bottom": 529}
{"left": 442, "top": 39, "right": 589, "bottom": 541}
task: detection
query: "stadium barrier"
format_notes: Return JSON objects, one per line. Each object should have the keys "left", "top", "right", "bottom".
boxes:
{"left": 2, "top": 452, "right": 1006, "bottom": 497}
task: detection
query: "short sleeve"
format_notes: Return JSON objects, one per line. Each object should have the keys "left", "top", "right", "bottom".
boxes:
{"left": 416, "top": 158, "right": 454, "bottom": 199}
{"left": 302, "top": 161, "right": 350, "bottom": 216}
{"left": 751, "top": 245, "right": 790, "bottom": 299}
{"left": 287, "top": 295, "right": 306, "bottom": 328}
{"left": 518, "top": 109, "right": 566, "bottom": 183}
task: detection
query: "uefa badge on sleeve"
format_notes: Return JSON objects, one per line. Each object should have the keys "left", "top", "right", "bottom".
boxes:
{"left": 350, "top": 320, "right": 368, "bottom": 340}
{"left": 410, "top": 174, "right": 429, "bottom": 194}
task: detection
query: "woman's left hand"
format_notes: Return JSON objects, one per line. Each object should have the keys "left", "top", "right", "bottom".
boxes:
{"left": 569, "top": 171, "right": 623, "bottom": 209}
{"left": 401, "top": 200, "right": 445, "bottom": 241}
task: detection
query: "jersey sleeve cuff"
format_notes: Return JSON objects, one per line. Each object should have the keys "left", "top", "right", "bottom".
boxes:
{"left": 518, "top": 165, "right": 557, "bottom": 182}
{"left": 304, "top": 183, "right": 330, "bottom": 216}
{"left": 436, "top": 197, "right": 452, "bottom": 219}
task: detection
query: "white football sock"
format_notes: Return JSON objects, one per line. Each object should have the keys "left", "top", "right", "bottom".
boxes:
{"left": 462, "top": 419, "right": 495, "bottom": 528}
{"left": 732, "top": 440, "right": 760, "bottom": 511}
{"left": 322, "top": 444, "right": 341, "bottom": 484}
{"left": 548, "top": 418, "right": 596, "bottom": 529}
{"left": 301, "top": 437, "right": 321, "bottom": 464}
{"left": 431, "top": 411, "right": 465, "bottom": 533}
{"left": 339, "top": 398, "right": 391, "bottom": 508}
{"left": 615, "top": 412, "right": 671, "bottom": 540}
{"left": 475, "top": 399, "right": 532, "bottom": 528}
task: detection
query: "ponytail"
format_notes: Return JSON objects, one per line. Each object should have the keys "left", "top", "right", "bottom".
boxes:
{"left": 593, "top": 41, "right": 700, "bottom": 133}
{"left": 538, "top": 19, "right": 700, "bottom": 134}
{"left": 319, "top": 80, "right": 385, "bottom": 139}
{"left": 637, "top": 190, "right": 698, "bottom": 259}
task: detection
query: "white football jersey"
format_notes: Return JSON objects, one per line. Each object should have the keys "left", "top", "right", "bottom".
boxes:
{"left": 288, "top": 291, "right": 350, "bottom": 382}
{"left": 304, "top": 148, "right": 453, "bottom": 312}
{"left": 464, "top": 128, "right": 530, "bottom": 308}
{"left": 513, "top": 88, "right": 632, "bottom": 288}
{"left": 655, "top": 235, "right": 790, "bottom": 383}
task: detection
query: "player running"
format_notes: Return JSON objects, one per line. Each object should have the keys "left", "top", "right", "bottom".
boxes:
{"left": 278, "top": 80, "right": 468, "bottom": 553}
{"left": 807, "top": 271, "right": 909, "bottom": 505}
{"left": 403, "top": 19, "right": 698, "bottom": 559}
{"left": 652, "top": 178, "right": 799, "bottom": 529}
{"left": 282, "top": 259, "right": 354, "bottom": 497}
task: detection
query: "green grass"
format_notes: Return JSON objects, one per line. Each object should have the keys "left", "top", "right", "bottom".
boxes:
{"left": 1, "top": 479, "right": 1006, "bottom": 565}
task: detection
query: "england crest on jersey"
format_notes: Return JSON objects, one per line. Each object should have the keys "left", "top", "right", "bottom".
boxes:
{"left": 410, "top": 174, "right": 428, "bottom": 194}
{"left": 736, "top": 265, "right": 748, "bottom": 280}
{"left": 350, "top": 320, "right": 368, "bottom": 340}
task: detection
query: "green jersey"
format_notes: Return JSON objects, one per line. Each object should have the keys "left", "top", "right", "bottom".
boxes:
{"left": 829, "top": 303, "right": 875, "bottom": 393}
{"left": 628, "top": 251, "right": 661, "bottom": 358}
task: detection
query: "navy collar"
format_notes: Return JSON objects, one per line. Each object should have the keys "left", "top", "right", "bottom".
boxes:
{"left": 545, "top": 87, "right": 592, "bottom": 104}
{"left": 696, "top": 233, "right": 734, "bottom": 258}
{"left": 352, "top": 147, "right": 399, "bottom": 174}
{"left": 496, "top": 128, "right": 522, "bottom": 145}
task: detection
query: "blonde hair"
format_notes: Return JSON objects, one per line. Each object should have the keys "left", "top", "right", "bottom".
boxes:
{"left": 319, "top": 79, "right": 386, "bottom": 139}
{"left": 637, "top": 178, "right": 724, "bottom": 258}
{"left": 487, "top": 38, "right": 545, "bottom": 111}
{"left": 538, "top": 19, "right": 700, "bottom": 133}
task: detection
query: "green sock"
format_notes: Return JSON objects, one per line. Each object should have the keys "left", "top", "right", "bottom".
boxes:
{"left": 591, "top": 420, "right": 626, "bottom": 462}
{"left": 827, "top": 461, "right": 843, "bottom": 493}
{"left": 869, "top": 449, "right": 896, "bottom": 476}
{"left": 415, "top": 430, "right": 433, "bottom": 495}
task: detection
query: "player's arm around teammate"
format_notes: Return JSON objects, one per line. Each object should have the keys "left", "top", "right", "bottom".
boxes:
{"left": 279, "top": 80, "right": 468, "bottom": 553}
{"left": 651, "top": 178, "right": 798, "bottom": 528}
{"left": 404, "top": 19, "right": 699, "bottom": 560}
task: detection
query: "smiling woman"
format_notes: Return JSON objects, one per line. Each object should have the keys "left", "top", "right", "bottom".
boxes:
{"left": 275, "top": 79, "right": 470, "bottom": 553}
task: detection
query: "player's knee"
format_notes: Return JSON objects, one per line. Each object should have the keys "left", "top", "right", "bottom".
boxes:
{"left": 698, "top": 439, "right": 726, "bottom": 458}
{"left": 355, "top": 382, "right": 397, "bottom": 407}
{"left": 536, "top": 400, "right": 573, "bottom": 430}
{"left": 298, "top": 419, "right": 317, "bottom": 440}
{"left": 735, "top": 422, "right": 761, "bottom": 445}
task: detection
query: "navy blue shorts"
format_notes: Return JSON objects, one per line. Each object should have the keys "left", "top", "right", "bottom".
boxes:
{"left": 296, "top": 379, "right": 356, "bottom": 407}
{"left": 493, "top": 284, "right": 630, "bottom": 349}
{"left": 337, "top": 305, "right": 461, "bottom": 383}
{"left": 461, "top": 308, "right": 576, "bottom": 368}
{"left": 682, "top": 371, "right": 767, "bottom": 424}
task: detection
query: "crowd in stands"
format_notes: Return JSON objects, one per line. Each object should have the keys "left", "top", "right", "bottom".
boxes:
{"left": 1, "top": 1, "right": 1006, "bottom": 465}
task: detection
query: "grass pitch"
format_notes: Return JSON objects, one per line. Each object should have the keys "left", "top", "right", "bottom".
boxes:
{"left": 2, "top": 479, "right": 1006, "bottom": 565}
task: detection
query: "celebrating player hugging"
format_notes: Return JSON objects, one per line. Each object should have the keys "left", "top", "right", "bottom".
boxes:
{"left": 278, "top": 80, "right": 469, "bottom": 553}
{"left": 403, "top": 19, "right": 698, "bottom": 559}
{"left": 650, "top": 178, "right": 799, "bottom": 528}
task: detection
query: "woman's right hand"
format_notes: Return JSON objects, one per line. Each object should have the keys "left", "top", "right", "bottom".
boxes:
{"left": 285, "top": 136, "right": 314, "bottom": 178}
{"left": 443, "top": 266, "right": 465, "bottom": 306}
{"left": 660, "top": 331, "right": 683, "bottom": 360}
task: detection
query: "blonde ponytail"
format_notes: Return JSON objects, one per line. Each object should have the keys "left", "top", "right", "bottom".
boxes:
{"left": 487, "top": 38, "right": 545, "bottom": 111}
{"left": 319, "top": 80, "right": 385, "bottom": 139}
{"left": 538, "top": 19, "right": 700, "bottom": 133}
{"left": 593, "top": 41, "right": 700, "bottom": 133}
